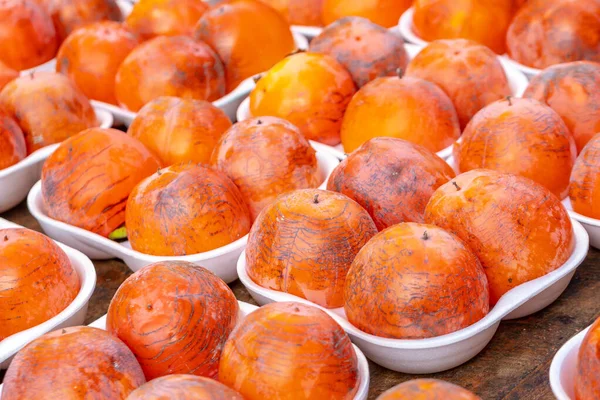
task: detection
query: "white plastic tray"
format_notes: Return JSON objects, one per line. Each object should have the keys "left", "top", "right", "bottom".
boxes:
{"left": 0, "top": 108, "right": 113, "bottom": 214}
{"left": 291, "top": 25, "right": 322, "bottom": 40}
{"left": 562, "top": 198, "right": 600, "bottom": 250}
{"left": 26, "top": 149, "right": 339, "bottom": 283}
{"left": 550, "top": 324, "right": 592, "bottom": 400}
{"left": 0, "top": 218, "right": 96, "bottom": 370}
{"left": 237, "top": 219, "right": 589, "bottom": 373}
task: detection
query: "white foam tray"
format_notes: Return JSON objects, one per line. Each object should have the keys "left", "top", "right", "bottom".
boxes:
{"left": 550, "top": 324, "right": 592, "bottom": 400}
{"left": 291, "top": 25, "right": 322, "bottom": 40}
{"left": 237, "top": 219, "right": 589, "bottom": 374}
{"left": 562, "top": 198, "right": 600, "bottom": 250}
{"left": 0, "top": 218, "right": 96, "bottom": 370}
{"left": 0, "top": 108, "right": 113, "bottom": 214}
{"left": 26, "top": 149, "right": 339, "bottom": 283}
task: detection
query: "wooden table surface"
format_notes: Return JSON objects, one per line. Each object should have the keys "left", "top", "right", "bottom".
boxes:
{"left": 2, "top": 201, "right": 598, "bottom": 400}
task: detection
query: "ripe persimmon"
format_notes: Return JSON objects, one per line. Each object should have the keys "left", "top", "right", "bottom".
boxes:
{"left": 424, "top": 169, "right": 575, "bottom": 305}
{"left": 0, "top": 111, "right": 26, "bottom": 169}
{"left": 0, "top": 61, "right": 17, "bottom": 90}
{"left": 575, "top": 316, "right": 600, "bottom": 399}
{"left": 211, "top": 117, "right": 321, "bottom": 220}
{"left": 309, "top": 16, "right": 408, "bottom": 88}
{"left": 219, "top": 302, "right": 360, "bottom": 400}
{"left": 322, "top": 0, "right": 412, "bottom": 28}
{"left": 570, "top": 133, "right": 600, "bottom": 219}
{"left": 377, "top": 379, "right": 481, "bottom": 400}
{"left": 258, "top": 0, "right": 323, "bottom": 26}
{"left": 41, "top": 128, "right": 160, "bottom": 238}
{"left": 127, "top": 375, "right": 245, "bottom": 400}
{"left": 249, "top": 52, "right": 356, "bottom": 145}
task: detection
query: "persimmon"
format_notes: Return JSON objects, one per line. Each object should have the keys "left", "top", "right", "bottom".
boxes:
{"left": 126, "top": 163, "right": 251, "bottom": 256}
{"left": 219, "top": 302, "right": 360, "bottom": 400}
{"left": 258, "top": 0, "right": 323, "bottom": 26}
{"left": 127, "top": 375, "right": 245, "bottom": 400}
{"left": 455, "top": 97, "right": 577, "bottom": 199}
{"left": 129, "top": 97, "right": 232, "bottom": 167}
{"left": 41, "top": 128, "right": 160, "bottom": 238}
{"left": 377, "top": 379, "right": 481, "bottom": 400}
{"left": 574, "top": 316, "right": 600, "bottom": 399}
{"left": 340, "top": 73, "right": 460, "bottom": 154}
{"left": 249, "top": 52, "right": 356, "bottom": 145}
{"left": 246, "top": 189, "right": 377, "bottom": 308}
{"left": 405, "top": 39, "right": 511, "bottom": 129}
{"left": 2, "top": 326, "right": 145, "bottom": 399}
{"left": 524, "top": 61, "right": 600, "bottom": 153}
{"left": 309, "top": 16, "right": 408, "bottom": 88}
{"left": 115, "top": 36, "right": 226, "bottom": 112}
{"left": 327, "top": 137, "right": 455, "bottom": 230}
{"left": 412, "top": 0, "right": 513, "bottom": 55}
{"left": 107, "top": 262, "right": 239, "bottom": 380}
{"left": 507, "top": 0, "right": 600, "bottom": 69}
{"left": 0, "top": 112, "right": 26, "bottom": 170}
{"left": 424, "top": 169, "right": 575, "bottom": 305}
{"left": 322, "top": 0, "right": 412, "bottom": 28}
{"left": 125, "top": 0, "right": 208, "bottom": 41}
{"left": 0, "top": 228, "right": 79, "bottom": 340}
{"left": 0, "top": 60, "right": 17, "bottom": 90}
{"left": 570, "top": 133, "right": 600, "bottom": 219}
{"left": 194, "top": 0, "right": 295, "bottom": 93}
{"left": 211, "top": 117, "right": 321, "bottom": 220}
{"left": 56, "top": 21, "right": 139, "bottom": 105}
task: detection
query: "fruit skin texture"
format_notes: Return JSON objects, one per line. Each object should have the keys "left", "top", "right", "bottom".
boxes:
{"left": 0, "top": 61, "right": 17, "bottom": 91}
{"left": 127, "top": 375, "right": 245, "bottom": 400}
{"left": 194, "top": 0, "right": 295, "bottom": 93}
{"left": 125, "top": 0, "right": 207, "bottom": 41}
{"left": 250, "top": 52, "right": 356, "bottom": 145}
{"left": 405, "top": 39, "right": 511, "bottom": 130}
{"left": 41, "top": 128, "right": 161, "bottom": 238}
{"left": 376, "top": 379, "right": 481, "bottom": 400}
{"left": 341, "top": 75, "right": 460, "bottom": 154}
{"left": 107, "top": 262, "right": 239, "bottom": 380}
{"left": 454, "top": 97, "right": 577, "bottom": 199}
{"left": 570, "top": 133, "right": 600, "bottom": 219}
{"left": 2, "top": 326, "right": 146, "bottom": 400}
{"left": 56, "top": 21, "right": 139, "bottom": 105}
{"left": 246, "top": 189, "right": 378, "bottom": 308}
{"left": 126, "top": 163, "right": 251, "bottom": 256}
{"left": 219, "top": 302, "right": 359, "bottom": 400}
{"left": 115, "top": 36, "right": 226, "bottom": 112}
{"left": 413, "top": 0, "right": 513, "bottom": 55}
{"left": 574, "top": 317, "right": 600, "bottom": 399}
{"left": 424, "top": 169, "right": 575, "bottom": 305}
{"left": 507, "top": 0, "right": 600, "bottom": 69}
{"left": 211, "top": 117, "right": 321, "bottom": 220}
{"left": 322, "top": 0, "right": 412, "bottom": 28}
{"left": 328, "top": 137, "right": 455, "bottom": 231}
{"left": 309, "top": 16, "right": 408, "bottom": 88}
{"left": 0, "top": 72, "right": 97, "bottom": 154}
{"left": 0, "top": 228, "right": 79, "bottom": 340}
{"left": 129, "top": 96, "right": 232, "bottom": 167}
{"left": 0, "top": 112, "right": 26, "bottom": 170}
{"left": 258, "top": 0, "right": 323, "bottom": 26}
{"left": 524, "top": 61, "right": 600, "bottom": 153}
{"left": 0, "top": 0, "right": 57, "bottom": 71}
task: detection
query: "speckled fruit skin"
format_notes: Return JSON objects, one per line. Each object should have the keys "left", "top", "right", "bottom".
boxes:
{"left": 424, "top": 169, "right": 575, "bottom": 305}
{"left": 115, "top": 36, "right": 226, "bottom": 112}
{"left": 249, "top": 52, "right": 356, "bottom": 145}
{"left": 327, "top": 137, "right": 455, "bottom": 231}
{"left": 219, "top": 302, "right": 360, "bottom": 400}
{"left": 107, "top": 262, "right": 239, "bottom": 380}
{"left": 2, "top": 326, "right": 146, "bottom": 400}
{"left": 570, "top": 133, "right": 600, "bottom": 219}
{"left": 258, "top": 0, "right": 323, "bottom": 26}
{"left": 41, "top": 128, "right": 160, "bottom": 238}
{"left": 376, "top": 379, "right": 481, "bottom": 400}
{"left": 125, "top": 163, "right": 251, "bottom": 256}
{"left": 246, "top": 189, "right": 377, "bottom": 308}
{"left": 309, "top": 16, "right": 408, "bottom": 88}
{"left": 507, "top": 0, "right": 600, "bottom": 69}
{"left": 575, "top": 317, "right": 600, "bottom": 399}
{"left": 524, "top": 61, "right": 600, "bottom": 153}
{"left": 193, "top": 0, "right": 295, "bottom": 93}
{"left": 0, "top": 60, "right": 17, "bottom": 90}
{"left": 413, "top": 0, "right": 513, "bottom": 55}
{"left": 322, "top": 0, "right": 412, "bottom": 28}
{"left": 0, "top": 228, "right": 79, "bottom": 340}
{"left": 129, "top": 96, "right": 232, "bottom": 167}
{"left": 211, "top": 117, "right": 321, "bottom": 220}
{"left": 127, "top": 375, "right": 245, "bottom": 400}
{"left": 0, "top": 111, "right": 26, "bottom": 170}
{"left": 454, "top": 97, "right": 577, "bottom": 200}
{"left": 405, "top": 39, "right": 511, "bottom": 130}
{"left": 340, "top": 75, "right": 460, "bottom": 154}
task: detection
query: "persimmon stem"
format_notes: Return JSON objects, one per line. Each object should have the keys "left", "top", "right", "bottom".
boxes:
{"left": 396, "top": 68, "right": 404, "bottom": 79}
{"left": 157, "top": 167, "right": 162, "bottom": 176}
{"left": 506, "top": 96, "right": 513, "bottom": 106}
{"left": 452, "top": 181, "right": 461, "bottom": 191}
{"left": 313, "top": 194, "right": 319, "bottom": 204}
{"left": 257, "top": 119, "right": 263, "bottom": 125}
{"left": 422, "top": 231, "right": 429, "bottom": 240}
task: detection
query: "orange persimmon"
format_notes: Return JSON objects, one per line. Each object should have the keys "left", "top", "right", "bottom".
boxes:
{"left": 574, "top": 316, "right": 600, "bottom": 399}
{"left": 322, "top": 0, "right": 412, "bottom": 28}
{"left": 258, "top": 0, "right": 323, "bottom": 26}
{"left": 377, "top": 379, "right": 481, "bottom": 400}
{"left": 570, "top": 133, "right": 600, "bottom": 219}
{"left": 127, "top": 375, "right": 245, "bottom": 400}
{"left": 0, "top": 61, "right": 17, "bottom": 90}
{"left": 0, "top": 111, "right": 26, "bottom": 169}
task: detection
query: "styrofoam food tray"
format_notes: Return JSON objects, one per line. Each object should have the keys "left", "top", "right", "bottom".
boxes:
{"left": 291, "top": 25, "right": 323, "bottom": 40}
{"left": 26, "top": 149, "right": 339, "bottom": 283}
{"left": 237, "top": 220, "right": 589, "bottom": 373}
{"left": 0, "top": 108, "right": 113, "bottom": 214}
{"left": 550, "top": 325, "right": 592, "bottom": 400}
{"left": 562, "top": 198, "right": 600, "bottom": 250}
{"left": 0, "top": 218, "right": 96, "bottom": 370}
